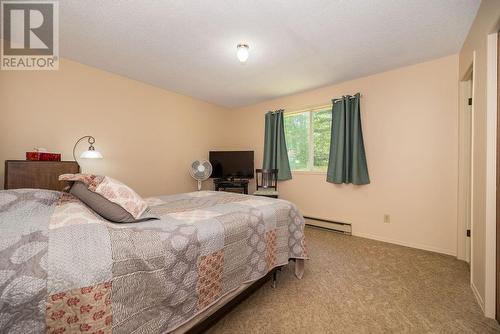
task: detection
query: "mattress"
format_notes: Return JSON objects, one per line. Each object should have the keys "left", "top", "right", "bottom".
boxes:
{"left": 0, "top": 189, "right": 307, "bottom": 333}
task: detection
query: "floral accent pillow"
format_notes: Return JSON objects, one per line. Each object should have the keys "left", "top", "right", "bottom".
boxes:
{"left": 59, "top": 174, "right": 147, "bottom": 219}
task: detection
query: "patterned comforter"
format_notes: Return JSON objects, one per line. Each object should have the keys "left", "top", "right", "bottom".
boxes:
{"left": 0, "top": 189, "right": 307, "bottom": 333}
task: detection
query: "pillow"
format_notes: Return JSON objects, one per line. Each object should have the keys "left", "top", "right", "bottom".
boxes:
{"left": 59, "top": 173, "right": 149, "bottom": 222}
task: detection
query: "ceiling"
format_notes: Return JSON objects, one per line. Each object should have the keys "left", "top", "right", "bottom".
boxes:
{"left": 60, "top": 0, "right": 480, "bottom": 108}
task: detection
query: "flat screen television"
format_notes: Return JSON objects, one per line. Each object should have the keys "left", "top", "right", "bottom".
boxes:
{"left": 209, "top": 151, "right": 254, "bottom": 179}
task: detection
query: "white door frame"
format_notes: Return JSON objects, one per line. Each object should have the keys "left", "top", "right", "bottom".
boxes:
{"left": 484, "top": 31, "right": 497, "bottom": 319}
{"left": 455, "top": 33, "right": 497, "bottom": 320}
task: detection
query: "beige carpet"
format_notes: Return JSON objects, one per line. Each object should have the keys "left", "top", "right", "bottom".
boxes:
{"left": 207, "top": 227, "right": 500, "bottom": 333}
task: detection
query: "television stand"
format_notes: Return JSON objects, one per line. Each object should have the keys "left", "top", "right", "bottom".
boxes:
{"left": 213, "top": 178, "right": 249, "bottom": 194}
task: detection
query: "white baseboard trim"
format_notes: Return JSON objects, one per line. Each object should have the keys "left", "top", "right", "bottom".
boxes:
{"left": 471, "top": 281, "right": 485, "bottom": 313}
{"left": 352, "top": 232, "right": 456, "bottom": 256}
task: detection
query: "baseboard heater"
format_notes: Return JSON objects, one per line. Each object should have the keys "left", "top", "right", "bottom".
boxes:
{"left": 304, "top": 216, "right": 352, "bottom": 235}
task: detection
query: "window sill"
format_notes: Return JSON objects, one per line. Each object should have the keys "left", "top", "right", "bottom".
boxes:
{"left": 291, "top": 170, "right": 327, "bottom": 176}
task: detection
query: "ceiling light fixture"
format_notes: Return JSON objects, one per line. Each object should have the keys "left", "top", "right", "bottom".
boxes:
{"left": 236, "top": 43, "right": 249, "bottom": 63}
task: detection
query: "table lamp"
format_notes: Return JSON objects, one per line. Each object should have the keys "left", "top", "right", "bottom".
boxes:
{"left": 73, "top": 135, "right": 103, "bottom": 166}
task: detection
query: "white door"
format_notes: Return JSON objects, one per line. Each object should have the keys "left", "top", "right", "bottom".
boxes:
{"left": 464, "top": 78, "right": 472, "bottom": 264}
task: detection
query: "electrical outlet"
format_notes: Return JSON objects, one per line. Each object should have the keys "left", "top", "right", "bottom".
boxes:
{"left": 384, "top": 214, "right": 391, "bottom": 224}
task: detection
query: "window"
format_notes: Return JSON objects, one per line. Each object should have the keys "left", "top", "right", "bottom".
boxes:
{"left": 284, "top": 107, "right": 332, "bottom": 172}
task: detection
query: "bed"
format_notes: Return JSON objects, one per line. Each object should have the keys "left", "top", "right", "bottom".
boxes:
{"left": 0, "top": 188, "right": 307, "bottom": 333}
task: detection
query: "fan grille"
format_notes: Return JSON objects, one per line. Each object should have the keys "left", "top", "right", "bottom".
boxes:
{"left": 189, "top": 160, "right": 212, "bottom": 181}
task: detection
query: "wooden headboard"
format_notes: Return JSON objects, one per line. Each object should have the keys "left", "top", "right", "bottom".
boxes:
{"left": 4, "top": 160, "right": 80, "bottom": 191}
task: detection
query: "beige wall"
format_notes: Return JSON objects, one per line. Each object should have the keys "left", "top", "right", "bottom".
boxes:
{"left": 0, "top": 18, "right": 476, "bottom": 280}
{"left": 0, "top": 49, "right": 462, "bottom": 258}
{"left": 0, "top": 58, "right": 230, "bottom": 197}
{"left": 226, "top": 55, "right": 459, "bottom": 256}
{"left": 458, "top": 0, "right": 500, "bottom": 313}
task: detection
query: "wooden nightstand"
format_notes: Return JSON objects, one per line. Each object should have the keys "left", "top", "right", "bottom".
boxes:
{"left": 4, "top": 160, "right": 80, "bottom": 191}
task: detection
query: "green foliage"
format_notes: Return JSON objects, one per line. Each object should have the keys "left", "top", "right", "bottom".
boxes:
{"left": 284, "top": 112, "right": 309, "bottom": 170}
{"left": 284, "top": 109, "right": 332, "bottom": 171}
{"left": 312, "top": 109, "right": 332, "bottom": 170}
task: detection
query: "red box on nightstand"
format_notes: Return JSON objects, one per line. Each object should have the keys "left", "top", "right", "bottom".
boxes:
{"left": 26, "top": 152, "right": 61, "bottom": 161}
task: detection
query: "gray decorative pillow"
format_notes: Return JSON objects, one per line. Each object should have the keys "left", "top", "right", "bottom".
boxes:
{"left": 70, "top": 182, "right": 157, "bottom": 223}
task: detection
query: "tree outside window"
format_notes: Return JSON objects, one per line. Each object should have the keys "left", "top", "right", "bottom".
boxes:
{"left": 284, "top": 108, "right": 332, "bottom": 172}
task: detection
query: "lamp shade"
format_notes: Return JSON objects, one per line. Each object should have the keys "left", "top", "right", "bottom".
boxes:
{"left": 80, "top": 150, "right": 103, "bottom": 159}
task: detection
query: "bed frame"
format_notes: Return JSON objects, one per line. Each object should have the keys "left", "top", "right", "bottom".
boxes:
{"left": 187, "top": 267, "right": 281, "bottom": 333}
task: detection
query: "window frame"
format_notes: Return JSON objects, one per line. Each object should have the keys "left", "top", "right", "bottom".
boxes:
{"left": 284, "top": 105, "right": 332, "bottom": 174}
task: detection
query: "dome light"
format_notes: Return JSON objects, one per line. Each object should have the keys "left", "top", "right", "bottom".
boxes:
{"left": 236, "top": 44, "right": 249, "bottom": 63}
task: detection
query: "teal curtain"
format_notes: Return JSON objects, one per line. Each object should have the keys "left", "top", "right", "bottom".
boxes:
{"left": 326, "top": 93, "right": 370, "bottom": 185}
{"left": 263, "top": 110, "right": 292, "bottom": 181}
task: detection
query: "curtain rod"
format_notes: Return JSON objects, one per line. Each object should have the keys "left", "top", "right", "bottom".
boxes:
{"left": 332, "top": 95, "right": 360, "bottom": 103}
{"left": 284, "top": 94, "right": 362, "bottom": 115}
